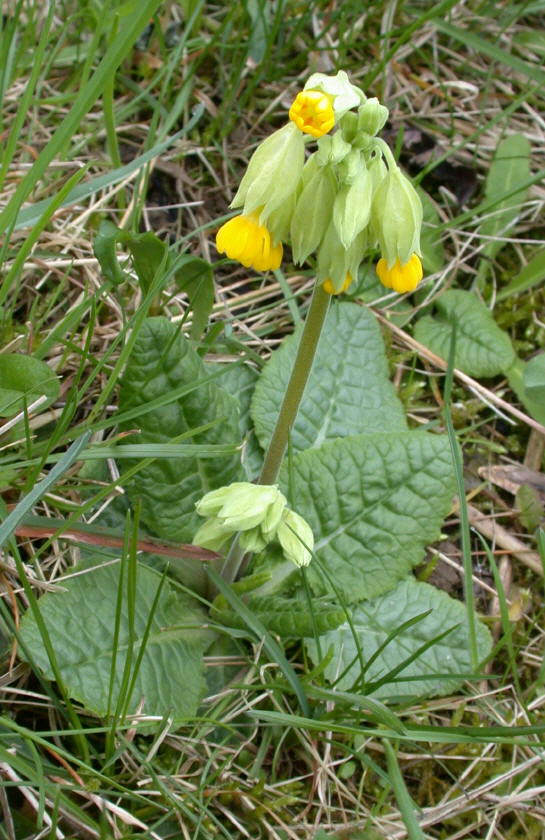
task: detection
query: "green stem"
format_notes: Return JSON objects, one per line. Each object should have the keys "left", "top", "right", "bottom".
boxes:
{"left": 217, "top": 281, "right": 330, "bottom": 588}
{"left": 259, "top": 282, "right": 330, "bottom": 485}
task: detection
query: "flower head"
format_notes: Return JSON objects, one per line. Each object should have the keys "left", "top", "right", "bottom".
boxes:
{"left": 376, "top": 254, "right": 423, "bottom": 293}
{"left": 289, "top": 90, "right": 335, "bottom": 138}
{"left": 216, "top": 213, "right": 283, "bottom": 272}
{"left": 194, "top": 482, "right": 315, "bottom": 568}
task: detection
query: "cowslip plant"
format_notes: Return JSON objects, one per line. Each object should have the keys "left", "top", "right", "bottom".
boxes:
{"left": 216, "top": 70, "right": 424, "bottom": 294}
{"left": 18, "top": 72, "right": 492, "bottom": 727}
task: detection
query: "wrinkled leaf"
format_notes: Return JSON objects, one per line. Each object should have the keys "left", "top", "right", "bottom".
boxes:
{"left": 0, "top": 355, "right": 60, "bottom": 418}
{"left": 119, "top": 317, "right": 242, "bottom": 543}
{"left": 213, "top": 595, "right": 346, "bottom": 638}
{"left": 252, "top": 302, "right": 407, "bottom": 454}
{"left": 306, "top": 578, "right": 492, "bottom": 699}
{"left": 19, "top": 560, "right": 209, "bottom": 724}
{"left": 414, "top": 289, "right": 515, "bottom": 377}
{"left": 278, "top": 431, "right": 455, "bottom": 604}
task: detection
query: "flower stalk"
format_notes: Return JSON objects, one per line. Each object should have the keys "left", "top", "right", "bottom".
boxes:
{"left": 259, "top": 282, "right": 331, "bottom": 485}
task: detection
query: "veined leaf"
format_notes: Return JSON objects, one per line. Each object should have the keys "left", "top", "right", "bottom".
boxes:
{"left": 119, "top": 317, "right": 242, "bottom": 543}
{"left": 279, "top": 431, "right": 455, "bottom": 604}
{"left": 213, "top": 595, "right": 346, "bottom": 638}
{"left": 306, "top": 578, "right": 492, "bottom": 699}
{"left": 252, "top": 302, "right": 407, "bottom": 454}
{"left": 19, "top": 560, "right": 209, "bottom": 724}
{"left": 414, "top": 289, "right": 515, "bottom": 377}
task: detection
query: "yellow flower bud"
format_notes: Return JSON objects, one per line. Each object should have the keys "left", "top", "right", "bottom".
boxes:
{"left": 376, "top": 254, "right": 423, "bottom": 293}
{"left": 289, "top": 90, "right": 335, "bottom": 138}
{"left": 323, "top": 273, "right": 352, "bottom": 295}
{"left": 216, "top": 213, "right": 283, "bottom": 272}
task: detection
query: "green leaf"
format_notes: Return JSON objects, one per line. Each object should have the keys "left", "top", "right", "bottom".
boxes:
{"left": 306, "top": 578, "right": 492, "bottom": 699}
{"left": 252, "top": 302, "right": 407, "bottom": 454}
{"left": 414, "top": 289, "right": 515, "bottom": 377}
{"left": 19, "top": 561, "right": 208, "bottom": 724}
{"left": 280, "top": 431, "right": 455, "bottom": 604}
{"left": 119, "top": 317, "right": 242, "bottom": 543}
{"left": 213, "top": 595, "right": 346, "bottom": 638}
{"left": 173, "top": 256, "right": 214, "bottom": 341}
{"left": 505, "top": 356, "right": 545, "bottom": 426}
{"left": 523, "top": 352, "right": 545, "bottom": 403}
{"left": 476, "top": 134, "right": 531, "bottom": 284}
{"left": 496, "top": 248, "right": 545, "bottom": 301}
{"left": 0, "top": 355, "right": 60, "bottom": 418}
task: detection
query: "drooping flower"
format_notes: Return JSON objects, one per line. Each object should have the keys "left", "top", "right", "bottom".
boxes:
{"left": 216, "top": 213, "right": 283, "bottom": 272}
{"left": 289, "top": 90, "right": 335, "bottom": 138}
{"left": 376, "top": 254, "right": 423, "bottom": 293}
{"left": 230, "top": 122, "right": 305, "bottom": 221}
{"left": 322, "top": 273, "right": 352, "bottom": 295}
{"left": 371, "top": 165, "right": 423, "bottom": 268}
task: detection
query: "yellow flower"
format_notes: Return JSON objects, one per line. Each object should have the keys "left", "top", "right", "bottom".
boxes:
{"left": 322, "top": 273, "right": 352, "bottom": 295}
{"left": 216, "top": 213, "right": 283, "bottom": 272}
{"left": 289, "top": 90, "right": 335, "bottom": 138}
{"left": 375, "top": 254, "right": 423, "bottom": 293}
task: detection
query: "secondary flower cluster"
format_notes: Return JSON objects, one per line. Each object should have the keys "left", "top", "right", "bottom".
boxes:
{"left": 216, "top": 71, "right": 423, "bottom": 295}
{"left": 193, "top": 482, "right": 313, "bottom": 568}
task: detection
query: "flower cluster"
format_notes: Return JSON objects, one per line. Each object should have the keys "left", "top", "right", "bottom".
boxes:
{"left": 193, "top": 482, "right": 313, "bottom": 568}
{"left": 216, "top": 71, "right": 424, "bottom": 295}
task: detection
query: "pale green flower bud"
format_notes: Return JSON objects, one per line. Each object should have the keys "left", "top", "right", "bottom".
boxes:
{"left": 372, "top": 166, "right": 423, "bottom": 267}
{"left": 316, "top": 220, "right": 350, "bottom": 292}
{"left": 316, "top": 131, "right": 352, "bottom": 166}
{"left": 333, "top": 162, "right": 372, "bottom": 249}
{"left": 231, "top": 122, "right": 305, "bottom": 221}
{"left": 357, "top": 98, "right": 389, "bottom": 136}
{"left": 261, "top": 493, "right": 288, "bottom": 540}
{"left": 305, "top": 70, "right": 365, "bottom": 120}
{"left": 239, "top": 527, "right": 267, "bottom": 554}
{"left": 192, "top": 518, "right": 232, "bottom": 553}
{"left": 277, "top": 509, "right": 314, "bottom": 568}
{"left": 266, "top": 190, "right": 296, "bottom": 244}
{"left": 291, "top": 157, "right": 336, "bottom": 264}
{"left": 196, "top": 482, "right": 287, "bottom": 532}
{"left": 347, "top": 229, "right": 368, "bottom": 281}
